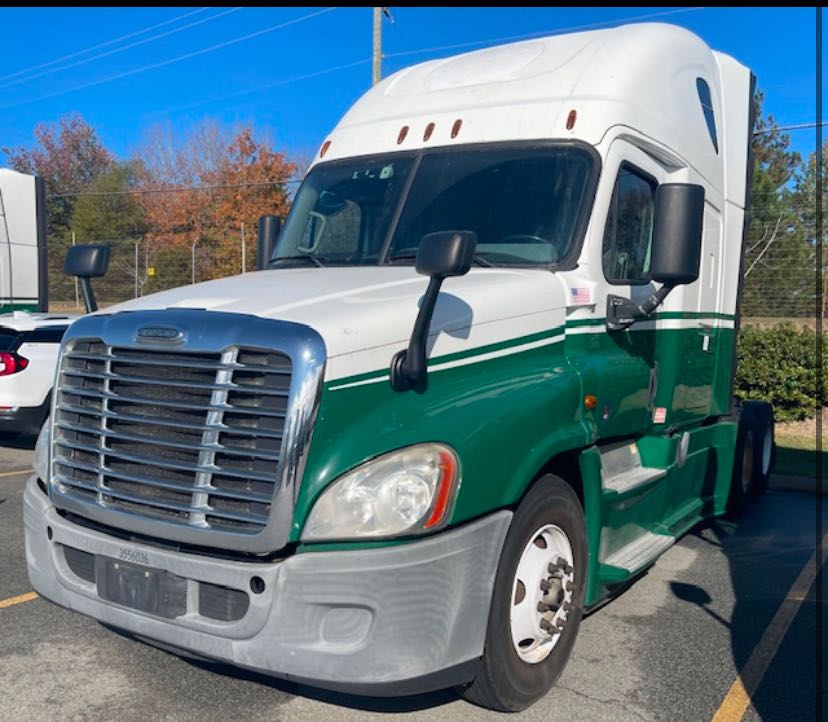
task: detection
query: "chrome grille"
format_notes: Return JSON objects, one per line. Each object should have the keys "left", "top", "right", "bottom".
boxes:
{"left": 53, "top": 339, "right": 292, "bottom": 533}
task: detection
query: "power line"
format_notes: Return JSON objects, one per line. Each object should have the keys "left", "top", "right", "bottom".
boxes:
{"left": 0, "top": 7, "right": 244, "bottom": 91}
{"left": 383, "top": 7, "right": 706, "bottom": 61}
{"left": 157, "top": 57, "right": 371, "bottom": 115}
{"left": 0, "top": 7, "right": 339, "bottom": 111}
{"left": 754, "top": 122, "right": 828, "bottom": 135}
{"left": 0, "top": 8, "right": 211, "bottom": 84}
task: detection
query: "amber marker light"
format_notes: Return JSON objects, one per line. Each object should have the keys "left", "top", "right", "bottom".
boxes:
{"left": 584, "top": 394, "right": 598, "bottom": 410}
{"left": 423, "top": 122, "right": 435, "bottom": 141}
{"left": 423, "top": 450, "right": 459, "bottom": 529}
{"left": 319, "top": 140, "right": 331, "bottom": 157}
{"left": 451, "top": 118, "right": 463, "bottom": 138}
{"left": 397, "top": 125, "right": 409, "bottom": 144}
{"left": 566, "top": 109, "right": 577, "bottom": 130}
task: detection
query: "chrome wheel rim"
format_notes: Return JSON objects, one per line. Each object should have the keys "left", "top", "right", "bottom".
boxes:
{"left": 509, "top": 524, "right": 575, "bottom": 664}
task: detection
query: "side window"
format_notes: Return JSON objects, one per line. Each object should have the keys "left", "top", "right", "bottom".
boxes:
{"left": 602, "top": 165, "right": 656, "bottom": 284}
{"left": 696, "top": 78, "right": 719, "bottom": 153}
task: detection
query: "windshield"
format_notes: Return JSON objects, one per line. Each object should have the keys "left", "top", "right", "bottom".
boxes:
{"left": 272, "top": 144, "right": 593, "bottom": 268}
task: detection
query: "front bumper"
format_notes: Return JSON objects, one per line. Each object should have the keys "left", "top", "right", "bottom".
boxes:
{"left": 25, "top": 477, "right": 511, "bottom": 694}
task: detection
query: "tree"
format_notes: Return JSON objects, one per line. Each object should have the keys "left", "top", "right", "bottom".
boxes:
{"left": 742, "top": 91, "right": 811, "bottom": 318}
{"left": 71, "top": 162, "right": 148, "bottom": 302}
{"left": 134, "top": 121, "right": 295, "bottom": 290}
{"left": 2, "top": 114, "right": 114, "bottom": 303}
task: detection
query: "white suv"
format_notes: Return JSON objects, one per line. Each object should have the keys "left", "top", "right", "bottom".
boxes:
{"left": 0, "top": 311, "right": 77, "bottom": 435}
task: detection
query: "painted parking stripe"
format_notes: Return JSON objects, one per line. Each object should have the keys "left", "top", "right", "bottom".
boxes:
{"left": 711, "top": 532, "right": 828, "bottom": 722}
{"left": 0, "top": 591, "right": 38, "bottom": 609}
{"left": 0, "top": 468, "right": 33, "bottom": 478}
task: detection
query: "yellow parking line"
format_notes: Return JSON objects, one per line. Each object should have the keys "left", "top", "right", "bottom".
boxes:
{"left": 0, "top": 591, "right": 39, "bottom": 609}
{"left": 0, "top": 468, "right": 32, "bottom": 478}
{"left": 711, "top": 532, "right": 828, "bottom": 722}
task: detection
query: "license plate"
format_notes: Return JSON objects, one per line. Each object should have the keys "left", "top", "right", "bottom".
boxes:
{"left": 96, "top": 556, "right": 186, "bottom": 619}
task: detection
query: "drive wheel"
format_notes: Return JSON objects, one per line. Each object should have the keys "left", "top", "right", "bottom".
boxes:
{"left": 728, "top": 404, "right": 758, "bottom": 514}
{"left": 461, "top": 475, "right": 586, "bottom": 712}
{"left": 750, "top": 403, "right": 775, "bottom": 496}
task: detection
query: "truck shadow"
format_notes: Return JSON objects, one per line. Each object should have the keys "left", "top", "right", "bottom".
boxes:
{"left": 670, "top": 492, "right": 823, "bottom": 720}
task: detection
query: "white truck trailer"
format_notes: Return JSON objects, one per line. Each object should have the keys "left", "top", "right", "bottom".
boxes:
{"left": 25, "top": 23, "right": 773, "bottom": 711}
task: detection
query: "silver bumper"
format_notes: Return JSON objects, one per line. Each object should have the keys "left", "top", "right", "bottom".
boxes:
{"left": 25, "top": 477, "right": 511, "bottom": 692}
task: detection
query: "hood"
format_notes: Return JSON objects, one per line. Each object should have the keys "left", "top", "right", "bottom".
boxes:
{"left": 0, "top": 311, "right": 80, "bottom": 332}
{"left": 100, "top": 267, "right": 566, "bottom": 360}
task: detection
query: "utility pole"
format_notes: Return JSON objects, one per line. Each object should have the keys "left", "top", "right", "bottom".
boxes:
{"left": 134, "top": 242, "right": 139, "bottom": 298}
{"left": 191, "top": 238, "right": 199, "bottom": 285}
{"left": 241, "top": 221, "right": 246, "bottom": 273}
{"left": 72, "top": 231, "right": 79, "bottom": 309}
{"left": 372, "top": 7, "right": 383, "bottom": 86}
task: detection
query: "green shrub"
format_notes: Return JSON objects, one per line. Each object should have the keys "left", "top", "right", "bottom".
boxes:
{"left": 734, "top": 324, "right": 825, "bottom": 422}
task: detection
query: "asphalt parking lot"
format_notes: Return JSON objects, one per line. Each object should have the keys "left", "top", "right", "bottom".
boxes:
{"left": 1, "top": 437, "right": 824, "bottom": 722}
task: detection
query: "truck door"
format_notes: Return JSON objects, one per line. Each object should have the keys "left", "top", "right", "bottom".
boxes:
{"left": 565, "top": 142, "right": 665, "bottom": 440}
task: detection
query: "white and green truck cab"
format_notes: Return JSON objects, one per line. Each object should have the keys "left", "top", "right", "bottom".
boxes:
{"left": 25, "top": 23, "right": 774, "bottom": 711}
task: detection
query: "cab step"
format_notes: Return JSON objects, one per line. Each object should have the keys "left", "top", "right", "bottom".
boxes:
{"left": 599, "top": 441, "right": 667, "bottom": 496}
{"left": 602, "top": 531, "right": 675, "bottom": 576}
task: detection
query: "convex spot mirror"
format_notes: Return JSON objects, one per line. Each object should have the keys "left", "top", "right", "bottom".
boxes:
{"left": 650, "top": 183, "right": 705, "bottom": 286}
{"left": 391, "top": 230, "right": 478, "bottom": 392}
{"left": 257, "top": 215, "right": 282, "bottom": 270}
{"left": 415, "top": 230, "right": 477, "bottom": 279}
{"left": 64, "top": 244, "right": 110, "bottom": 278}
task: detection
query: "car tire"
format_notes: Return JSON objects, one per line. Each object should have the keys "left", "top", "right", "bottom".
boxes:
{"left": 461, "top": 474, "right": 586, "bottom": 712}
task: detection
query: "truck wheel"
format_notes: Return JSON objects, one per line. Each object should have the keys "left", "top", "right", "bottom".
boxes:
{"left": 728, "top": 404, "right": 758, "bottom": 514}
{"left": 461, "top": 475, "right": 586, "bottom": 712}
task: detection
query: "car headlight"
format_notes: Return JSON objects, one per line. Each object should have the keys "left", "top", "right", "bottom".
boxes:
{"left": 302, "top": 443, "right": 460, "bottom": 541}
{"left": 34, "top": 418, "right": 50, "bottom": 481}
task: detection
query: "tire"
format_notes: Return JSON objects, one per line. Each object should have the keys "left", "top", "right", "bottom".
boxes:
{"left": 749, "top": 402, "right": 775, "bottom": 496}
{"left": 728, "top": 404, "right": 760, "bottom": 514}
{"left": 461, "top": 475, "right": 587, "bottom": 712}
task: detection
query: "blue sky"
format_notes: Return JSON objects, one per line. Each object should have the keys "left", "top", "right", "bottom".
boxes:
{"left": 0, "top": 7, "right": 820, "bottom": 166}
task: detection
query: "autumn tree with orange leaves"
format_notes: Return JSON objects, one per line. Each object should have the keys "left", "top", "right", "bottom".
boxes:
{"left": 135, "top": 121, "right": 296, "bottom": 291}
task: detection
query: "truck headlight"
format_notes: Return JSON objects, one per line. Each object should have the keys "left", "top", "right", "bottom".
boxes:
{"left": 34, "top": 418, "right": 50, "bottom": 481}
{"left": 302, "top": 443, "right": 460, "bottom": 541}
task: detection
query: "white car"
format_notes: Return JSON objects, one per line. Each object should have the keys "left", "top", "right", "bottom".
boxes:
{"left": 0, "top": 311, "right": 77, "bottom": 435}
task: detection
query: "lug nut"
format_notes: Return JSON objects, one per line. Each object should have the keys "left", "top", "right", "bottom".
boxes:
{"left": 565, "top": 581, "right": 574, "bottom": 592}
{"left": 537, "top": 601, "right": 552, "bottom": 613}
{"left": 563, "top": 601, "right": 573, "bottom": 612}
{"left": 556, "top": 617, "right": 566, "bottom": 628}
{"left": 540, "top": 579, "right": 552, "bottom": 592}
{"left": 540, "top": 618, "right": 553, "bottom": 632}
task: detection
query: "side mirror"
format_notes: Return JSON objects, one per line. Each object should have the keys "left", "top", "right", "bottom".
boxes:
{"left": 390, "top": 231, "right": 477, "bottom": 392}
{"left": 257, "top": 215, "right": 281, "bottom": 270}
{"left": 650, "top": 183, "right": 705, "bottom": 286}
{"left": 64, "top": 244, "right": 110, "bottom": 313}
{"left": 607, "top": 183, "right": 705, "bottom": 331}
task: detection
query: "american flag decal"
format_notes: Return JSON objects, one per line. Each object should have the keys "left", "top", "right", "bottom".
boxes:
{"left": 570, "top": 287, "right": 591, "bottom": 304}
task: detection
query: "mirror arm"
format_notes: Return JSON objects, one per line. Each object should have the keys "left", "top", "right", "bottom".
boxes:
{"left": 606, "top": 284, "right": 675, "bottom": 332}
{"left": 390, "top": 276, "right": 444, "bottom": 392}
{"left": 79, "top": 278, "right": 97, "bottom": 314}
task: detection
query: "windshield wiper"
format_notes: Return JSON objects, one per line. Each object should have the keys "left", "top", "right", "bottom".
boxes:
{"left": 386, "top": 252, "right": 494, "bottom": 268}
{"left": 270, "top": 254, "right": 326, "bottom": 268}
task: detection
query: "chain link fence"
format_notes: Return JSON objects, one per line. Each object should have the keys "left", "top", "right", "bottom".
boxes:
{"left": 46, "top": 189, "right": 823, "bottom": 328}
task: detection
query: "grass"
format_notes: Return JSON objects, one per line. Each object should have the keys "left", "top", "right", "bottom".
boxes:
{"left": 774, "top": 409, "right": 827, "bottom": 479}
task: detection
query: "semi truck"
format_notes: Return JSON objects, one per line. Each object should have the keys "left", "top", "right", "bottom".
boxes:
{"left": 25, "top": 23, "right": 774, "bottom": 712}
